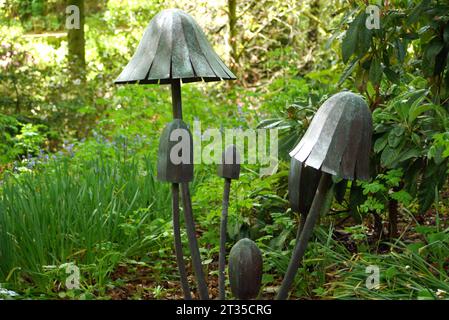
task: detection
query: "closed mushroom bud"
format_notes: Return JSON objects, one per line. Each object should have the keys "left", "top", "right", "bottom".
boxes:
{"left": 217, "top": 145, "right": 240, "bottom": 180}
{"left": 157, "top": 119, "right": 193, "bottom": 183}
{"left": 228, "top": 238, "right": 263, "bottom": 300}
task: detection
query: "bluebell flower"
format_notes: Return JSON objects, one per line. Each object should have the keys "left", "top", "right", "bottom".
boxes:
{"left": 64, "top": 143, "right": 75, "bottom": 157}
{"left": 26, "top": 159, "right": 36, "bottom": 169}
{"left": 237, "top": 103, "right": 243, "bottom": 116}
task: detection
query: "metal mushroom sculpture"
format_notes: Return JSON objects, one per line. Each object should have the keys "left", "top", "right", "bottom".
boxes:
{"left": 217, "top": 145, "right": 241, "bottom": 299}
{"left": 288, "top": 158, "right": 321, "bottom": 238}
{"left": 114, "top": 8, "right": 236, "bottom": 300}
{"left": 228, "top": 238, "right": 263, "bottom": 300}
{"left": 277, "top": 91, "right": 372, "bottom": 300}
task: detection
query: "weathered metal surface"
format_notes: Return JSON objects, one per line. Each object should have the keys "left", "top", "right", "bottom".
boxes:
{"left": 288, "top": 158, "right": 322, "bottom": 215}
{"left": 217, "top": 145, "right": 240, "bottom": 300}
{"left": 277, "top": 173, "right": 332, "bottom": 300}
{"left": 218, "top": 178, "right": 231, "bottom": 300}
{"left": 217, "top": 145, "right": 241, "bottom": 180}
{"left": 180, "top": 182, "right": 210, "bottom": 299}
{"left": 171, "top": 79, "right": 183, "bottom": 119}
{"left": 171, "top": 183, "right": 192, "bottom": 299}
{"left": 157, "top": 119, "right": 194, "bottom": 183}
{"left": 114, "top": 9, "right": 236, "bottom": 84}
{"left": 289, "top": 91, "right": 372, "bottom": 181}
{"left": 228, "top": 238, "right": 263, "bottom": 300}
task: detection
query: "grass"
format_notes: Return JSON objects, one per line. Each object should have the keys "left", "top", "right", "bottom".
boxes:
{"left": 285, "top": 224, "right": 449, "bottom": 300}
{"left": 254, "top": 219, "right": 449, "bottom": 300}
{"left": 2, "top": 134, "right": 449, "bottom": 300}
{"left": 0, "top": 140, "right": 174, "bottom": 294}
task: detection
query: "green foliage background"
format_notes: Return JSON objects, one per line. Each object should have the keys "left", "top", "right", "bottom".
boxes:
{"left": 1, "top": 0, "right": 449, "bottom": 300}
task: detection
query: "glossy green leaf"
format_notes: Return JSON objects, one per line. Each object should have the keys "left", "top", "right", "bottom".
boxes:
{"left": 388, "top": 127, "right": 405, "bottom": 148}
{"left": 422, "top": 39, "right": 444, "bottom": 77}
{"left": 341, "top": 16, "right": 359, "bottom": 63}
{"left": 338, "top": 58, "right": 358, "bottom": 85}
{"left": 381, "top": 145, "right": 401, "bottom": 167}
{"left": 374, "top": 133, "right": 388, "bottom": 153}
{"left": 368, "top": 58, "right": 382, "bottom": 85}
{"left": 341, "top": 13, "right": 370, "bottom": 63}
{"left": 384, "top": 67, "right": 400, "bottom": 84}
{"left": 397, "top": 148, "right": 421, "bottom": 163}
{"left": 408, "top": 103, "right": 434, "bottom": 123}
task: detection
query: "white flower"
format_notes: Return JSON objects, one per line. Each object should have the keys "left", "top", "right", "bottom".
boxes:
{"left": 0, "top": 288, "right": 19, "bottom": 297}
{"left": 436, "top": 289, "right": 446, "bottom": 298}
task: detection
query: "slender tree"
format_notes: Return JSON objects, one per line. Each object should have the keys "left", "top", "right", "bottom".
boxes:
{"left": 228, "top": 0, "right": 238, "bottom": 69}
{"left": 67, "top": 0, "right": 85, "bottom": 81}
{"left": 303, "top": 0, "right": 320, "bottom": 72}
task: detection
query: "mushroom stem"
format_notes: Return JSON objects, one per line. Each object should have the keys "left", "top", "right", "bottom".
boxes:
{"left": 170, "top": 79, "right": 208, "bottom": 299}
{"left": 171, "top": 183, "right": 192, "bottom": 300}
{"left": 219, "top": 178, "right": 231, "bottom": 300}
{"left": 171, "top": 79, "right": 182, "bottom": 119}
{"left": 295, "top": 212, "right": 307, "bottom": 243}
{"left": 276, "top": 173, "right": 332, "bottom": 300}
{"left": 181, "top": 182, "right": 209, "bottom": 299}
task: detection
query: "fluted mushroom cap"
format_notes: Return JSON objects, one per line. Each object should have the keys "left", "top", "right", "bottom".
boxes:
{"left": 289, "top": 91, "right": 372, "bottom": 181}
{"left": 218, "top": 145, "right": 241, "bottom": 180}
{"left": 115, "top": 8, "right": 236, "bottom": 85}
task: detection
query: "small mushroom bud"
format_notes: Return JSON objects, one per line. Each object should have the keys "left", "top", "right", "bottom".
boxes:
{"left": 157, "top": 119, "right": 193, "bottom": 183}
{"left": 228, "top": 238, "right": 263, "bottom": 300}
{"left": 217, "top": 144, "right": 240, "bottom": 180}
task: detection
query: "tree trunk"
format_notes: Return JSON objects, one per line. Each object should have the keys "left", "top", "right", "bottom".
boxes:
{"left": 67, "top": 0, "right": 85, "bottom": 81}
{"left": 303, "top": 0, "right": 320, "bottom": 72}
{"left": 228, "top": 0, "right": 238, "bottom": 69}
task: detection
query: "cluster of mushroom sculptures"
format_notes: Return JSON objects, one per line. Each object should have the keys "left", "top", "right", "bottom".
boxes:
{"left": 115, "top": 9, "right": 373, "bottom": 300}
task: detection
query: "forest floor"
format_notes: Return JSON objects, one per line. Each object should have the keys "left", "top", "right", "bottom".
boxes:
{"left": 103, "top": 203, "right": 449, "bottom": 300}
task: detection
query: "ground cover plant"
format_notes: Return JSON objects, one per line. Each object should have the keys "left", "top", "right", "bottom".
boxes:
{"left": 1, "top": 0, "right": 449, "bottom": 300}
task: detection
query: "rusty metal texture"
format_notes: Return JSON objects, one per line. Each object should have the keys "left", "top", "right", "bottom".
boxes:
{"left": 289, "top": 91, "right": 372, "bottom": 181}
{"left": 114, "top": 9, "right": 236, "bottom": 84}
{"left": 217, "top": 145, "right": 241, "bottom": 180}
{"left": 288, "top": 158, "right": 322, "bottom": 215}
{"left": 157, "top": 119, "right": 194, "bottom": 183}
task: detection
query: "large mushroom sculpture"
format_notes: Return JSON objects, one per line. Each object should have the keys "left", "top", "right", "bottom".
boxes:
{"left": 114, "top": 8, "right": 236, "bottom": 300}
{"left": 277, "top": 91, "right": 373, "bottom": 299}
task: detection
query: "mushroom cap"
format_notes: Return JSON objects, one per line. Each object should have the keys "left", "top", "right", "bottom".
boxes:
{"left": 115, "top": 8, "right": 236, "bottom": 85}
{"left": 288, "top": 158, "right": 322, "bottom": 215}
{"left": 217, "top": 145, "right": 241, "bottom": 180}
{"left": 289, "top": 91, "right": 372, "bottom": 181}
